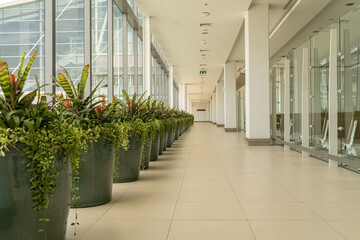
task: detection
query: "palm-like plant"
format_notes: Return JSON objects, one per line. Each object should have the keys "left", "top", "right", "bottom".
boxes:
{"left": 51, "top": 65, "right": 106, "bottom": 122}
{"left": 0, "top": 50, "right": 46, "bottom": 129}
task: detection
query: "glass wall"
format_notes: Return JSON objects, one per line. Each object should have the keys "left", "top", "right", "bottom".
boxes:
{"left": 0, "top": 0, "right": 45, "bottom": 91}
{"left": 138, "top": 37, "right": 143, "bottom": 94}
{"left": 338, "top": 10, "right": 360, "bottom": 165}
{"left": 0, "top": 0, "right": 173, "bottom": 109}
{"left": 113, "top": 2, "right": 123, "bottom": 99}
{"left": 127, "top": 23, "right": 135, "bottom": 96}
{"left": 92, "top": 0, "right": 108, "bottom": 97}
{"left": 56, "top": 0, "right": 84, "bottom": 93}
{"left": 309, "top": 29, "right": 330, "bottom": 153}
{"left": 271, "top": 59, "right": 285, "bottom": 140}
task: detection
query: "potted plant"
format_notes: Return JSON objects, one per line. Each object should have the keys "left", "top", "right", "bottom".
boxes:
{"left": 113, "top": 90, "right": 150, "bottom": 182}
{"left": 52, "top": 65, "right": 124, "bottom": 208}
{"left": 0, "top": 51, "right": 83, "bottom": 239}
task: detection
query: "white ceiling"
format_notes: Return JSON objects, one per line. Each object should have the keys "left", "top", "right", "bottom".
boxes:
{"left": 135, "top": 0, "right": 359, "bottom": 101}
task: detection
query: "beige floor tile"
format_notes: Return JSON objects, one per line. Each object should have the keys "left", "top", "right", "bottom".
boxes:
{"left": 168, "top": 221, "right": 255, "bottom": 240}
{"left": 249, "top": 221, "right": 346, "bottom": 240}
{"left": 241, "top": 202, "right": 320, "bottom": 220}
{"left": 235, "top": 188, "right": 299, "bottom": 202}
{"left": 102, "top": 201, "right": 176, "bottom": 220}
{"left": 173, "top": 202, "right": 246, "bottom": 220}
{"left": 178, "top": 188, "right": 238, "bottom": 201}
{"left": 305, "top": 202, "right": 360, "bottom": 220}
{"left": 79, "top": 220, "right": 171, "bottom": 240}
{"left": 327, "top": 221, "right": 360, "bottom": 240}
{"left": 290, "top": 188, "right": 359, "bottom": 202}
{"left": 119, "top": 189, "right": 180, "bottom": 202}
{"left": 181, "top": 179, "right": 233, "bottom": 189}
{"left": 66, "top": 219, "right": 98, "bottom": 240}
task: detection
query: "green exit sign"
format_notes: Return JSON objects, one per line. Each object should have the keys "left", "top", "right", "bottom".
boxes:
{"left": 200, "top": 70, "right": 207, "bottom": 74}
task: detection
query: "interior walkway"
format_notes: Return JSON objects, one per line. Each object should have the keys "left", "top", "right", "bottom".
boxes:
{"left": 66, "top": 122, "right": 360, "bottom": 240}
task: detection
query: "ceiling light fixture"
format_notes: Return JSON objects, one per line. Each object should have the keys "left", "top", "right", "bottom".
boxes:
{"left": 200, "top": 49, "right": 209, "bottom": 52}
{"left": 346, "top": 3, "right": 355, "bottom": 6}
{"left": 202, "top": 12, "right": 210, "bottom": 16}
{"left": 200, "top": 23, "right": 212, "bottom": 27}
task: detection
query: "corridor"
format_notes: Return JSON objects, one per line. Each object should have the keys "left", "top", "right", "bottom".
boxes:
{"left": 67, "top": 123, "right": 360, "bottom": 240}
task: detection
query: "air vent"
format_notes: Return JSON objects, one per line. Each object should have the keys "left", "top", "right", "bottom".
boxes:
{"left": 200, "top": 23, "right": 212, "bottom": 27}
{"left": 200, "top": 49, "right": 209, "bottom": 52}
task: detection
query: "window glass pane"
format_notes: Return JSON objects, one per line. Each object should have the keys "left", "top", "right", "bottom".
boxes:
{"left": 138, "top": 37, "right": 143, "bottom": 94}
{"left": 127, "top": 23, "right": 135, "bottom": 97}
{"left": 56, "top": 0, "right": 84, "bottom": 93}
{"left": 0, "top": 0, "right": 45, "bottom": 93}
{"left": 92, "top": 0, "right": 108, "bottom": 97}
{"left": 113, "top": 3, "right": 123, "bottom": 99}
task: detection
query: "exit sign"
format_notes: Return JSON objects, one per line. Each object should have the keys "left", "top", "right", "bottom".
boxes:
{"left": 200, "top": 70, "right": 207, "bottom": 74}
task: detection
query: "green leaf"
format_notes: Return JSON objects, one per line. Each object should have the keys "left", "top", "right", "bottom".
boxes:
{"left": 0, "top": 59, "right": 11, "bottom": 105}
{"left": 18, "top": 49, "right": 37, "bottom": 92}
{"left": 18, "top": 90, "right": 37, "bottom": 108}
{"left": 59, "top": 66, "right": 77, "bottom": 98}
{"left": 78, "top": 64, "right": 89, "bottom": 100}
{"left": 57, "top": 73, "right": 75, "bottom": 99}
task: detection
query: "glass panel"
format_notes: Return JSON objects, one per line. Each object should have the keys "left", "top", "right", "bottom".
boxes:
{"left": 127, "top": 0, "right": 134, "bottom": 10}
{"left": 338, "top": 10, "right": 360, "bottom": 171}
{"left": 309, "top": 29, "right": 330, "bottom": 155}
{"left": 113, "top": 3, "right": 123, "bottom": 99}
{"left": 127, "top": 23, "right": 135, "bottom": 97}
{"left": 56, "top": 0, "right": 84, "bottom": 93}
{"left": 274, "top": 59, "right": 285, "bottom": 140}
{"left": 289, "top": 41, "right": 310, "bottom": 145}
{"left": 0, "top": 0, "right": 45, "bottom": 93}
{"left": 151, "top": 56, "right": 155, "bottom": 98}
{"left": 138, "top": 37, "right": 143, "bottom": 94}
{"left": 92, "top": 0, "right": 108, "bottom": 97}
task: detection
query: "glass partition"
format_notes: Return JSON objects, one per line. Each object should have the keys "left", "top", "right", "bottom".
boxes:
{"left": 113, "top": 3, "right": 123, "bottom": 99}
{"left": 56, "top": 0, "right": 84, "bottom": 92}
{"left": 92, "top": 0, "right": 108, "bottom": 97}
{"left": 338, "top": 10, "right": 360, "bottom": 168}
{"left": 309, "top": 29, "right": 330, "bottom": 154}
{"left": 0, "top": 0, "right": 45, "bottom": 92}
{"left": 274, "top": 59, "right": 285, "bottom": 140}
{"left": 127, "top": 23, "right": 135, "bottom": 97}
{"left": 138, "top": 36, "right": 143, "bottom": 94}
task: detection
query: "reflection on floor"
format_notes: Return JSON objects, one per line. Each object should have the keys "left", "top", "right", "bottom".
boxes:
{"left": 66, "top": 122, "right": 360, "bottom": 240}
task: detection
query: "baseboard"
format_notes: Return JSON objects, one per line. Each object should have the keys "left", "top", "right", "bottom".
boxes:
{"left": 246, "top": 138, "right": 273, "bottom": 146}
{"left": 217, "top": 124, "right": 224, "bottom": 127}
{"left": 224, "top": 128, "right": 237, "bottom": 132}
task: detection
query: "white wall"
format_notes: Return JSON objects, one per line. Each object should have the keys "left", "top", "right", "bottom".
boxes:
{"left": 193, "top": 102, "right": 210, "bottom": 122}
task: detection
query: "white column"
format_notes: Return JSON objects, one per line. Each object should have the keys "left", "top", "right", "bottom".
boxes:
{"left": 84, "top": 0, "right": 92, "bottom": 96}
{"left": 186, "top": 93, "right": 190, "bottom": 112}
{"left": 179, "top": 84, "right": 185, "bottom": 110}
{"left": 209, "top": 98, "right": 212, "bottom": 122}
{"left": 107, "top": 0, "right": 114, "bottom": 101}
{"left": 169, "top": 66, "right": 174, "bottom": 108}
{"left": 212, "top": 91, "right": 217, "bottom": 124}
{"left": 328, "top": 29, "right": 338, "bottom": 167}
{"left": 245, "top": 4, "right": 270, "bottom": 143}
{"left": 284, "top": 59, "right": 291, "bottom": 149}
{"left": 224, "top": 61, "right": 237, "bottom": 131}
{"left": 302, "top": 48, "right": 310, "bottom": 157}
{"left": 143, "top": 16, "right": 152, "bottom": 98}
{"left": 216, "top": 82, "right": 225, "bottom": 126}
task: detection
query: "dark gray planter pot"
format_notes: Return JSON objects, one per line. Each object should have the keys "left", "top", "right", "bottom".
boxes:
{"left": 113, "top": 137, "right": 142, "bottom": 183}
{"left": 150, "top": 132, "right": 160, "bottom": 161}
{"left": 142, "top": 140, "right": 151, "bottom": 170}
{"left": 159, "top": 132, "right": 164, "bottom": 155}
{"left": 0, "top": 148, "right": 71, "bottom": 240}
{"left": 167, "top": 129, "right": 173, "bottom": 147}
{"left": 71, "top": 139, "right": 115, "bottom": 208}
{"left": 163, "top": 132, "right": 168, "bottom": 151}
{"left": 175, "top": 126, "right": 179, "bottom": 140}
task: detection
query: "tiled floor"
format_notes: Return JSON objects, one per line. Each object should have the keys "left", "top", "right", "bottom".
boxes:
{"left": 66, "top": 122, "right": 360, "bottom": 240}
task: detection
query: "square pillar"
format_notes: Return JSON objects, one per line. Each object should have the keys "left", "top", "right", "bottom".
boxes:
{"left": 169, "top": 66, "right": 174, "bottom": 108}
{"left": 212, "top": 91, "right": 217, "bottom": 124}
{"left": 179, "top": 84, "right": 185, "bottom": 111}
{"left": 245, "top": 4, "right": 271, "bottom": 145}
{"left": 216, "top": 82, "right": 224, "bottom": 127}
{"left": 224, "top": 61, "right": 237, "bottom": 132}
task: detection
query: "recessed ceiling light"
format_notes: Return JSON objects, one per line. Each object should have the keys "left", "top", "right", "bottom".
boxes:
{"left": 202, "top": 32, "right": 209, "bottom": 35}
{"left": 313, "top": 30, "right": 319, "bottom": 33}
{"left": 346, "top": 3, "right": 355, "bottom": 6}
{"left": 202, "top": 12, "right": 210, "bottom": 16}
{"left": 328, "top": 18, "right": 334, "bottom": 21}
{"left": 200, "top": 49, "right": 209, "bottom": 52}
